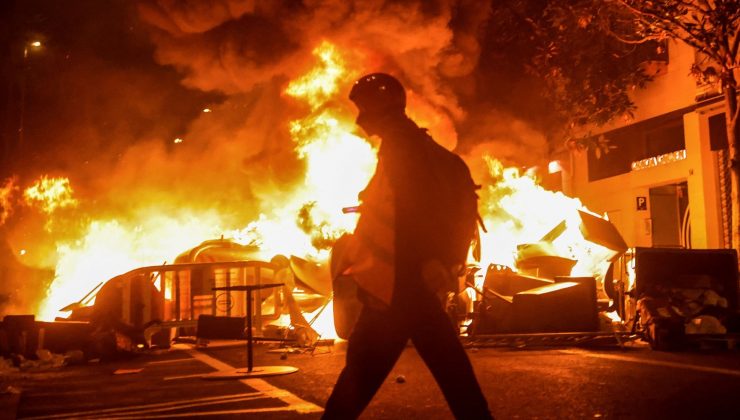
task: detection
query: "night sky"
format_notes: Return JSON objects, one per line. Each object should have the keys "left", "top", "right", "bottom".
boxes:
{"left": 1, "top": 0, "right": 221, "bottom": 180}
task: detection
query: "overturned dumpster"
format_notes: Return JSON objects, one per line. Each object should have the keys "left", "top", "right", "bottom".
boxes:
{"left": 632, "top": 247, "right": 740, "bottom": 350}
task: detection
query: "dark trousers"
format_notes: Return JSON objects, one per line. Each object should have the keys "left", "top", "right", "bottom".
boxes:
{"left": 323, "top": 289, "right": 492, "bottom": 419}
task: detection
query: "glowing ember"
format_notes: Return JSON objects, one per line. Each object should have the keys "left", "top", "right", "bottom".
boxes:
{"left": 23, "top": 176, "right": 78, "bottom": 214}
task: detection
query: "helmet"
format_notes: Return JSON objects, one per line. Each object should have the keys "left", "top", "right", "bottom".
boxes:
{"left": 349, "top": 73, "right": 406, "bottom": 115}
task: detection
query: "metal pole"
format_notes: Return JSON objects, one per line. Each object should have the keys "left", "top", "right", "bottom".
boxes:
{"left": 18, "top": 47, "right": 27, "bottom": 153}
{"left": 246, "top": 289, "right": 253, "bottom": 372}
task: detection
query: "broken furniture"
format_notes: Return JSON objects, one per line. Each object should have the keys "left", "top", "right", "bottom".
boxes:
{"left": 471, "top": 209, "right": 628, "bottom": 335}
{"left": 472, "top": 265, "right": 599, "bottom": 334}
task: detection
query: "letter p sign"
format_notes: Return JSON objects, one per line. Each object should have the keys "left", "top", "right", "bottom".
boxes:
{"left": 636, "top": 196, "right": 647, "bottom": 211}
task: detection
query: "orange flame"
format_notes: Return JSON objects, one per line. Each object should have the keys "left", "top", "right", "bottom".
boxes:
{"left": 32, "top": 40, "right": 622, "bottom": 327}
{"left": 0, "top": 177, "right": 19, "bottom": 225}
{"left": 39, "top": 214, "right": 227, "bottom": 320}
{"left": 37, "top": 41, "right": 374, "bottom": 326}
{"left": 23, "top": 176, "right": 78, "bottom": 214}
{"left": 477, "top": 157, "right": 585, "bottom": 268}
{"left": 476, "top": 157, "right": 615, "bottom": 288}
{"left": 285, "top": 41, "right": 348, "bottom": 111}
{"left": 232, "top": 41, "right": 375, "bottom": 260}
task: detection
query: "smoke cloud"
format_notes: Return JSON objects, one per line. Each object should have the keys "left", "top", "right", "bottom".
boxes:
{"left": 136, "top": 0, "right": 497, "bottom": 145}
{"left": 0, "top": 0, "right": 553, "bottom": 316}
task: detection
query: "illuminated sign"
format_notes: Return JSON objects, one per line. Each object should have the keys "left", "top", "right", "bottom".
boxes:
{"left": 631, "top": 149, "right": 686, "bottom": 171}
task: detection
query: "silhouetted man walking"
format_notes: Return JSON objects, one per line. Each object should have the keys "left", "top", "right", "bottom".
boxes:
{"left": 324, "top": 73, "right": 492, "bottom": 419}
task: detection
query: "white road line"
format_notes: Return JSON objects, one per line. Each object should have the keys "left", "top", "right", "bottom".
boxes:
{"left": 147, "top": 358, "right": 197, "bottom": 365}
{"left": 163, "top": 373, "right": 211, "bottom": 381}
{"left": 186, "top": 349, "right": 324, "bottom": 414}
{"left": 105, "top": 406, "right": 309, "bottom": 419}
{"left": 77, "top": 394, "right": 266, "bottom": 419}
{"left": 19, "top": 392, "right": 262, "bottom": 420}
{"left": 561, "top": 349, "right": 740, "bottom": 377}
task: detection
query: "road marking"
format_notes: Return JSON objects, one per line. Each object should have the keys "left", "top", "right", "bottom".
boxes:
{"left": 147, "top": 357, "right": 197, "bottom": 365}
{"left": 105, "top": 406, "right": 311, "bottom": 419}
{"left": 163, "top": 373, "right": 211, "bottom": 380}
{"left": 21, "top": 350, "right": 323, "bottom": 419}
{"left": 561, "top": 349, "right": 740, "bottom": 377}
{"left": 186, "top": 349, "right": 324, "bottom": 414}
{"left": 20, "top": 392, "right": 262, "bottom": 420}
{"left": 84, "top": 394, "right": 267, "bottom": 419}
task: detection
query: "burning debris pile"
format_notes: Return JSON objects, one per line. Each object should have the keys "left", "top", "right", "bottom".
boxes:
{"left": 468, "top": 209, "right": 628, "bottom": 335}
{"left": 0, "top": 1, "right": 671, "bottom": 361}
{"left": 0, "top": 37, "right": 630, "bottom": 355}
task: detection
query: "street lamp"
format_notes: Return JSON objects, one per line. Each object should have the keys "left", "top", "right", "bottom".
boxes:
{"left": 19, "top": 39, "right": 43, "bottom": 151}
{"left": 24, "top": 40, "right": 43, "bottom": 57}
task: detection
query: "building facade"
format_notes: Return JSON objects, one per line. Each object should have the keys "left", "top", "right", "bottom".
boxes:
{"left": 565, "top": 40, "right": 731, "bottom": 251}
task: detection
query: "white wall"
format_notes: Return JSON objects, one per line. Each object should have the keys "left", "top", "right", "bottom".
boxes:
{"left": 565, "top": 41, "right": 724, "bottom": 249}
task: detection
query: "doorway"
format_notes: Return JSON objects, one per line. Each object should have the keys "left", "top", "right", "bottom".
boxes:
{"left": 649, "top": 182, "right": 690, "bottom": 248}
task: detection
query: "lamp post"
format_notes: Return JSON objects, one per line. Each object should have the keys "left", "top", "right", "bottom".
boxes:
{"left": 18, "top": 39, "right": 42, "bottom": 153}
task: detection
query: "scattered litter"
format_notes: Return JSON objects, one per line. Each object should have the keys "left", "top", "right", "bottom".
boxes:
{"left": 64, "top": 350, "right": 85, "bottom": 365}
{"left": 9, "top": 350, "right": 66, "bottom": 371}
{"left": 0, "top": 357, "right": 18, "bottom": 374}
{"left": 113, "top": 368, "right": 143, "bottom": 375}
{"left": 686, "top": 315, "right": 726, "bottom": 335}
{"left": 35, "top": 349, "right": 53, "bottom": 362}
{"left": 267, "top": 346, "right": 317, "bottom": 355}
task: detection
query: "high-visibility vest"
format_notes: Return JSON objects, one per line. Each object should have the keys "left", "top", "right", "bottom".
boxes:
{"left": 340, "top": 161, "right": 395, "bottom": 306}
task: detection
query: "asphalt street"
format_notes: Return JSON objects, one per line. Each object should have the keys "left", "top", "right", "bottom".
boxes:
{"left": 8, "top": 338, "right": 740, "bottom": 419}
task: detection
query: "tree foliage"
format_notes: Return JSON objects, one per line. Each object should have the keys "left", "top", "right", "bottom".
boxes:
{"left": 479, "top": 1, "right": 656, "bottom": 154}
{"left": 528, "top": 1, "right": 654, "bottom": 128}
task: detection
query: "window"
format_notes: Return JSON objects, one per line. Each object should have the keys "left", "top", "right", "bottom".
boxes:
{"left": 709, "top": 113, "right": 728, "bottom": 151}
{"left": 588, "top": 112, "right": 685, "bottom": 181}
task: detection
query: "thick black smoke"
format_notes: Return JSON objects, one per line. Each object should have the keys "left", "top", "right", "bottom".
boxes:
{"left": 0, "top": 0, "right": 552, "bottom": 316}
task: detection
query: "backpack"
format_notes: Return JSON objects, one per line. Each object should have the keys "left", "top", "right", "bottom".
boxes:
{"left": 420, "top": 130, "right": 484, "bottom": 267}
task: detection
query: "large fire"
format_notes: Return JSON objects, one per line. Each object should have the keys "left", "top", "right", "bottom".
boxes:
{"left": 4, "top": 40, "right": 615, "bottom": 334}
{"left": 234, "top": 42, "right": 375, "bottom": 260}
